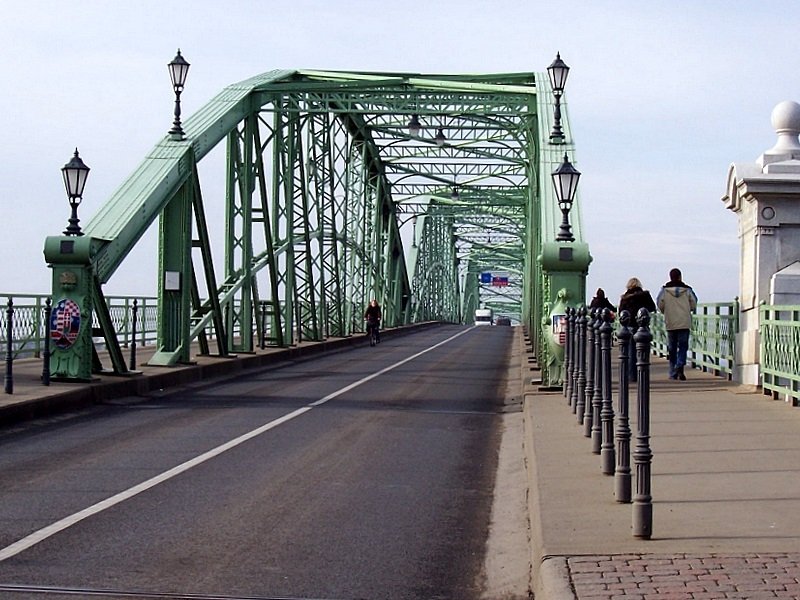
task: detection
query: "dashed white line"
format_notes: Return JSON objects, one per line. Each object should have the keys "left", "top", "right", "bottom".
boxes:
{"left": 0, "top": 327, "right": 472, "bottom": 562}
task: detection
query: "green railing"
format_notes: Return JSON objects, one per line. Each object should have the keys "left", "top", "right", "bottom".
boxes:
{"left": 0, "top": 294, "right": 158, "bottom": 359}
{"left": 3, "top": 292, "right": 797, "bottom": 406}
{"left": 650, "top": 301, "right": 738, "bottom": 379}
{"left": 760, "top": 304, "right": 800, "bottom": 404}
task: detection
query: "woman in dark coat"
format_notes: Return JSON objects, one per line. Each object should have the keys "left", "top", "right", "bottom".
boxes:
{"left": 618, "top": 277, "right": 656, "bottom": 381}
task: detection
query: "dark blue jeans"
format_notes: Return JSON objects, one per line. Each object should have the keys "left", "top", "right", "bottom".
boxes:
{"left": 667, "top": 329, "right": 690, "bottom": 377}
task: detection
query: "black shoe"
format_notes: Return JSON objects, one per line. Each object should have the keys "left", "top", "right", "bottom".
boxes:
{"left": 678, "top": 367, "right": 686, "bottom": 381}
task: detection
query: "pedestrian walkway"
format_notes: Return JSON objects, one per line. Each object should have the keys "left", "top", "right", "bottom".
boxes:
{"left": 520, "top": 329, "right": 800, "bottom": 599}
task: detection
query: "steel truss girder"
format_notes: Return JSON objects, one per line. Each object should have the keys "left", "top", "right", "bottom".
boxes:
{"left": 254, "top": 90, "right": 533, "bottom": 118}
{"left": 63, "top": 69, "right": 584, "bottom": 376}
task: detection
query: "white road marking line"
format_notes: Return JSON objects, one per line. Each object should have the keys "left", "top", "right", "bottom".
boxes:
{"left": 0, "top": 327, "right": 472, "bottom": 562}
{"left": 309, "top": 327, "right": 471, "bottom": 406}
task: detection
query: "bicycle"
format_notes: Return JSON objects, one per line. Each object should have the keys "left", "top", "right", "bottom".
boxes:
{"left": 366, "top": 319, "right": 380, "bottom": 347}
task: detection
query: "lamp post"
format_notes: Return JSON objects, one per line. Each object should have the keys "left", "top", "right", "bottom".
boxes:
{"left": 61, "top": 149, "right": 90, "bottom": 236}
{"left": 547, "top": 52, "right": 570, "bottom": 143}
{"left": 168, "top": 49, "right": 190, "bottom": 140}
{"left": 408, "top": 114, "right": 422, "bottom": 138}
{"left": 551, "top": 153, "right": 580, "bottom": 242}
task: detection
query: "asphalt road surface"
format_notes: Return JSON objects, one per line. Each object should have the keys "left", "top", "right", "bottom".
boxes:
{"left": 0, "top": 325, "right": 516, "bottom": 600}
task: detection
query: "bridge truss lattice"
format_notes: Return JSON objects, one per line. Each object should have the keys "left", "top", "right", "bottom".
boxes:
{"left": 46, "top": 68, "right": 587, "bottom": 380}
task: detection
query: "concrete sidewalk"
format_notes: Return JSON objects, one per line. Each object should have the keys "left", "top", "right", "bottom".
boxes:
{"left": 520, "top": 330, "right": 800, "bottom": 599}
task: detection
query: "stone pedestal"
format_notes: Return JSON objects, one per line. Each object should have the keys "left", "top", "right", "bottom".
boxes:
{"left": 771, "top": 262, "right": 800, "bottom": 305}
{"left": 722, "top": 101, "right": 800, "bottom": 385}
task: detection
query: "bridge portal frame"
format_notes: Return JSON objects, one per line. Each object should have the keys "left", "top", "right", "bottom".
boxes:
{"left": 43, "top": 68, "right": 589, "bottom": 385}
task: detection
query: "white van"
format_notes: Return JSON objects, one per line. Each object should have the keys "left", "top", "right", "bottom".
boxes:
{"left": 474, "top": 308, "right": 493, "bottom": 326}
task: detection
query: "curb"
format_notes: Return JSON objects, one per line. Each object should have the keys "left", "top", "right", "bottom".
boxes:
{"left": 539, "top": 557, "right": 576, "bottom": 600}
{"left": 519, "top": 327, "right": 576, "bottom": 600}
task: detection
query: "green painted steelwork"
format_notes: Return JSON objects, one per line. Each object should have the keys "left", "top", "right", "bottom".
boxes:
{"left": 760, "top": 304, "right": 800, "bottom": 404}
{"left": 42, "top": 68, "right": 589, "bottom": 383}
{"left": 651, "top": 301, "right": 738, "bottom": 379}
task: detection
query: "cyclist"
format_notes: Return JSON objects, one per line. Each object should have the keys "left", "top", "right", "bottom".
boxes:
{"left": 364, "top": 299, "right": 382, "bottom": 345}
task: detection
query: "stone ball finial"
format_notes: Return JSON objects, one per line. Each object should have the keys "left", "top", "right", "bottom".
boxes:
{"left": 770, "top": 100, "right": 800, "bottom": 151}
{"left": 772, "top": 100, "right": 800, "bottom": 131}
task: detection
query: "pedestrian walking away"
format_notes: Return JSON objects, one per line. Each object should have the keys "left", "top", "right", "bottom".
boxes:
{"left": 618, "top": 277, "right": 656, "bottom": 382}
{"left": 589, "top": 287, "right": 616, "bottom": 317}
{"left": 656, "top": 268, "right": 698, "bottom": 380}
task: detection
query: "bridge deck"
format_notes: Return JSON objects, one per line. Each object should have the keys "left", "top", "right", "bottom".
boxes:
{"left": 4, "top": 327, "right": 798, "bottom": 599}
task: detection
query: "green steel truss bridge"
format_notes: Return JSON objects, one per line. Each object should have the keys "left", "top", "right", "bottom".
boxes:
{"left": 44, "top": 68, "right": 591, "bottom": 386}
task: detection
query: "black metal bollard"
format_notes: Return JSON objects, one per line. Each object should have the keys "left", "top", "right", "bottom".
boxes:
{"left": 582, "top": 309, "right": 596, "bottom": 437}
{"left": 632, "top": 308, "right": 653, "bottom": 539}
{"left": 591, "top": 311, "right": 603, "bottom": 454}
{"left": 4, "top": 298, "right": 13, "bottom": 394}
{"left": 42, "top": 298, "right": 51, "bottom": 386}
{"left": 615, "top": 310, "right": 632, "bottom": 503}
{"left": 575, "top": 306, "right": 587, "bottom": 424}
{"left": 600, "top": 309, "right": 615, "bottom": 474}
{"left": 129, "top": 299, "right": 139, "bottom": 371}
{"left": 564, "top": 306, "right": 573, "bottom": 403}
{"left": 260, "top": 301, "right": 267, "bottom": 350}
{"left": 569, "top": 307, "right": 580, "bottom": 413}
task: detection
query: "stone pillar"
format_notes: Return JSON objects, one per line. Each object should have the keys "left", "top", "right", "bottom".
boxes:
{"left": 722, "top": 100, "right": 800, "bottom": 385}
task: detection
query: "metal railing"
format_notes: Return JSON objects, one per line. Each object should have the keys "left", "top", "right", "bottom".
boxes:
{"left": 760, "top": 304, "right": 800, "bottom": 404}
{"left": 0, "top": 294, "right": 159, "bottom": 359}
{"left": 650, "top": 301, "right": 738, "bottom": 379}
{"left": 3, "top": 292, "right": 799, "bottom": 406}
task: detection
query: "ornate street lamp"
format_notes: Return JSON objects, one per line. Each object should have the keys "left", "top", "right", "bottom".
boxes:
{"left": 434, "top": 127, "right": 446, "bottom": 147}
{"left": 61, "top": 149, "right": 90, "bottom": 236}
{"left": 408, "top": 114, "right": 421, "bottom": 138}
{"left": 551, "top": 153, "right": 581, "bottom": 242}
{"left": 168, "top": 49, "right": 190, "bottom": 139}
{"left": 547, "top": 52, "right": 570, "bottom": 143}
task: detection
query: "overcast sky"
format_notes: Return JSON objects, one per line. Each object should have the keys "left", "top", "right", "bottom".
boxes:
{"left": 1, "top": 0, "right": 797, "bottom": 304}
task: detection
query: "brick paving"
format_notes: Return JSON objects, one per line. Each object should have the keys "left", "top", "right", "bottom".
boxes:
{"left": 568, "top": 554, "right": 800, "bottom": 599}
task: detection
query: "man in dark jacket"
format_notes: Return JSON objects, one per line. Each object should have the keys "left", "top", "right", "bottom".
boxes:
{"left": 656, "top": 268, "right": 698, "bottom": 380}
